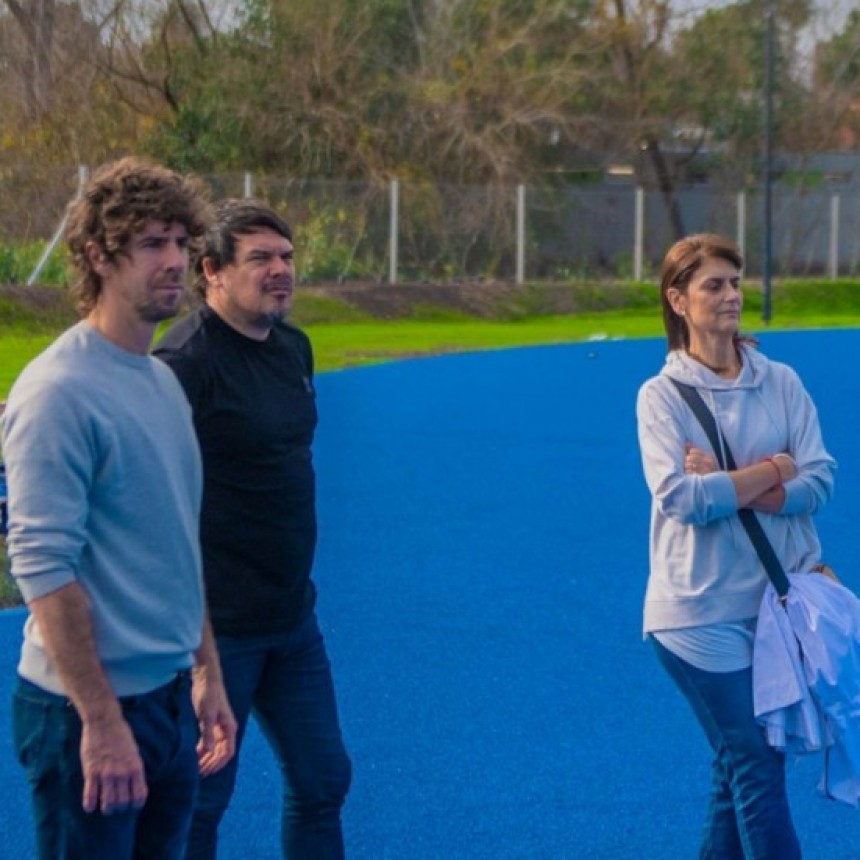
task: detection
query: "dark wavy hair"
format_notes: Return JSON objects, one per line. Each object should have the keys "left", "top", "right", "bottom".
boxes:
{"left": 193, "top": 198, "right": 293, "bottom": 297}
{"left": 660, "top": 233, "right": 754, "bottom": 351}
{"left": 64, "top": 156, "right": 212, "bottom": 315}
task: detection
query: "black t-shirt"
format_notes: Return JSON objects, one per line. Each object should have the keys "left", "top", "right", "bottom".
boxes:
{"left": 155, "top": 306, "right": 317, "bottom": 636}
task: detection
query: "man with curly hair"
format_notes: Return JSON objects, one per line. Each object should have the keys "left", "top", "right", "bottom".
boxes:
{"left": 2, "top": 156, "right": 236, "bottom": 860}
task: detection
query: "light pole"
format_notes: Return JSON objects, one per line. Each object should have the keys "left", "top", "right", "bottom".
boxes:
{"left": 762, "top": 0, "right": 775, "bottom": 324}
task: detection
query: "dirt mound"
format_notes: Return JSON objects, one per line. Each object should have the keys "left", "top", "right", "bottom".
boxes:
{"left": 2, "top": 281, "right": 526, "bottom": 324}
{"left": 305, "top": 280, "right": 650, "bottom": 319}
{"left": 0, "top": 284, "right": 77, "bottom": 329}
{"left": 2, "top": 279, "right": 655, "bottom": 325}
{"left": 306, "top": 281, "right": 526, "bottom": 318}
{"left": 0, "top": 283, "right": 75, "bottom": 311}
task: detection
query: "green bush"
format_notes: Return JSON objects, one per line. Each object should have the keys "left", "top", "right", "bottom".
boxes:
{"left": 0, "top": 538, "right": 20, "bottom": 609}
{"left": 296, "top": 204, "right": 380, "bottom": 281}
{"left": 0, "top": 241, "right": 70, "bottom": 287}
{"left": 0, "top": 570, "right": 21, "bottom": 608}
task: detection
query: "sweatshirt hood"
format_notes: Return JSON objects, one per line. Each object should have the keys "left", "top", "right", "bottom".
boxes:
{"left": 661, "top": 343, "right": 769, "bottom": 391}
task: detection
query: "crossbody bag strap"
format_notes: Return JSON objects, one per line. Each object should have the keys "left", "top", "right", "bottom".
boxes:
{"left": 668, "top": 378, "right": 791, "bottom": 598}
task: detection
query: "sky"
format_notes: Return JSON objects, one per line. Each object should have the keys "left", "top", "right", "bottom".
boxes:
{"left": 674, "top": 0, "right": 852, "bottom": 41}
{"left": 669, "top": 0, "right": 853, "bottom": 69}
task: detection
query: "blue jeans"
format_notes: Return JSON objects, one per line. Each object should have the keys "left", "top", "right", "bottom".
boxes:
{"left": 185, "top": 612, "right": 351, "bottom": 859}
{"left": 13, "top": 672, "right": 199, "bottom": 860}
{"left": 650, "top": 636, "right": 801, "bottom": 860}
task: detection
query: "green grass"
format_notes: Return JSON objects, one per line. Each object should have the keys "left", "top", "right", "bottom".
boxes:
{"left": 301, "top": 278, "right": 860, "bottom": 370}
{"left": 5, "top": 310, "right": 860, "bottom": 400}
{"left": 0, "top": 335, "right": 56, "bottom": 400}
{"left": 0, "top": 311, "right": 688, "bottom": 399}
{"left": 3, "top": 280, "right": 860, "bottom": 606}
{"left": 307, "top": 313, "right": 663, "bottom": 370}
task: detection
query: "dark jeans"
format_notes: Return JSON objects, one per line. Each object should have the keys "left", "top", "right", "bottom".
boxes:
{"left": 13, "top": 672, "right": 199, "bottom": 860}
{"left": 650, "top": 636, "right": 801, "bottom": 860}
{"left": 185, "top": 612, "right": 351, "bottom": 859}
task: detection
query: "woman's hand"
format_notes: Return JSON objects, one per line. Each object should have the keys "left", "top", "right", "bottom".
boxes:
{"left": 684, "top": 445, "right": 796, "bottom": 514}
{"left": 771, "top": 452, "right": 797, "bottom": 483}
{"left": 685, "top": 445, "right": 795, "bottom": 514}
{"left": 744, "top": 453, "right": 795, "bottom": 513}
{"left": 684, "top": 444, "right": 719, "bottom": 475}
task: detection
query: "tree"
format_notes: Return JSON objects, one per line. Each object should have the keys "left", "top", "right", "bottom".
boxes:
{"left": 817, "top": 9, "right": 860, "bottom": 85}
{"left": 397, "top": 0, "right": 597, "bottom": 182}
{"left": 813, "top": 9, "right": 860, "bottom": 148}
{"left": 2, "top": 0, "right": 56, "bottom": 118}
{"left": 93, "top": 0, "right": 221, "bottom": 116}
{"left": 578, "top": 0, "right": 689, "bottom": 237}
{"left": 0, "top": 1, "right": 137, "bottom": 146}
{"left": 0, "top": 0, "right": 855, "bottom": 251}
{"left": 122, "top": 0, "right": 416, "bottom": 174}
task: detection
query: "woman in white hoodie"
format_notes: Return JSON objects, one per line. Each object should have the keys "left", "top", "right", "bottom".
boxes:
{"left": 636, "top": 233, "right": 835, "bottom": 859}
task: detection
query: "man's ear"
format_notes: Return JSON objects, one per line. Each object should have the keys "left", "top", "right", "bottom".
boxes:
{"left": 201, "top": 257, "right": 220, "bottom": 286}
{"left": 85, "top": 241, "right": 110, "bottom": 275}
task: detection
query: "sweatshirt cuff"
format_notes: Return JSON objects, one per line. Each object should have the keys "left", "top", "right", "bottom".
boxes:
{"left": 12, "top": 566, "right": 76, "bottom": 604}
{"left": 780, "top": 481, "right": 805, "bottom": 515}
{"left": 703, "top": 472, "right": 738, "bottom": 518}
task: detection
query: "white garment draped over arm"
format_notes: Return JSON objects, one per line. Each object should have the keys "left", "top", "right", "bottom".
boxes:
{"left": 754, "top": 573, "right": 860, "bottom": 806}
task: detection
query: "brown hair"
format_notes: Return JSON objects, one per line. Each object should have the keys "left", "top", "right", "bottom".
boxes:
{"left": 660, "top": 233, "right": 750, "bottom": 351}
{"left": 64, "top": 156, "right": 212, "bottom": 315}
{"left": 192, "top": 198, "right": 293, "bottom": 297}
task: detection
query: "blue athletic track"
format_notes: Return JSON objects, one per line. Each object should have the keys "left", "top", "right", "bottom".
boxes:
{"left": 3, "top": 330, "right": 860, "bottom": 859}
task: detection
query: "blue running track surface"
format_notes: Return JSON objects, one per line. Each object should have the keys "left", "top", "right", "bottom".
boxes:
{"left": 2, "top": 331, "right": 860, "bottom": 858}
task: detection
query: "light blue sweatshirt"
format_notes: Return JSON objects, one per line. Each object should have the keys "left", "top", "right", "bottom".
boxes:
{"left": 636, "top": 344, "right": 836, "bottom": 634}
{"left": 2, "top": 322, "right": 204, "bottom": 696}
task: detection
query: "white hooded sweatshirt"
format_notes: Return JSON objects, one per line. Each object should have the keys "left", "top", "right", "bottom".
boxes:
{"left": 636, "top": 344, "right": 836, "bottom": 634}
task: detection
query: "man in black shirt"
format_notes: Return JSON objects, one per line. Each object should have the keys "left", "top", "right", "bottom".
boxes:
{"left": 155, "top": 199, "right": 351, "bottom": 859}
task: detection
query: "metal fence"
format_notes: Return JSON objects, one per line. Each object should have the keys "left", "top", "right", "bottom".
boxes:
{"left": 5, "top": 165, "right": 860, "bottom": 284}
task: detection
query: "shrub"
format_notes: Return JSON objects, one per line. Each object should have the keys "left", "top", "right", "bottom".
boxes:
{"left": 0, "top": 241, "right": 70, "bottom": 287}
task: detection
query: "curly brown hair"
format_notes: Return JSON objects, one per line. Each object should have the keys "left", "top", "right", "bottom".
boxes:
{"left": 64, "top": 156, "right": 212, "bottom": 315}
{"left": 660, "top": 233, "right": 754, "bottom": 351}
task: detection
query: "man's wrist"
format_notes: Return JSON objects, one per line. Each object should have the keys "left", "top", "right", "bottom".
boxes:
{"left": 78, "top": 697, "right": 124, "bottom": 726}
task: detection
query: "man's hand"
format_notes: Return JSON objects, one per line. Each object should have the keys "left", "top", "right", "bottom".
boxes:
{"left": 26, "top": 583, "right": 148, "bottom": 815}
{"left": 80, "top": 714, "right": 147, "bottom": 814}
{"left": 192, "top": 668, "right": 237, "bottom": 777}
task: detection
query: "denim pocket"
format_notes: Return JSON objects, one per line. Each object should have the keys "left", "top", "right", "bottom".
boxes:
{"left": 12, "top": 684, "right": 67, "bottom": 779}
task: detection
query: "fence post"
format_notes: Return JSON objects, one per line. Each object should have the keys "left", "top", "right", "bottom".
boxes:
{"left": 830, "top": 193, "right": 840, "bottom": 280}
{"left": 389, "top": 179, "right": 399, "bottom": 285}
{"left": 27, "top": 164, "right": 90, "bottom": 287}
{"left": 243, "top": 171, "right": 255, "bottom": 198}
{"left": 736, "top": 191, "right": 746, "bottom": 259}
{"left": 516, "top": 184, "right": 526, "bottom": 285}
{"left": 633, "top": 187, "right": 644, "bottom": 282}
